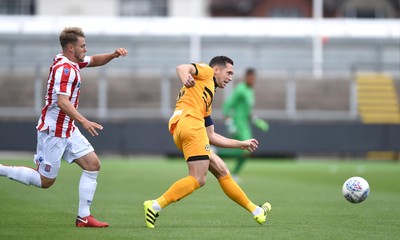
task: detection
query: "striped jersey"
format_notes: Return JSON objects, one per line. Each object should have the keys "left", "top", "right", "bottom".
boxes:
{"left": 36, "top": 53, "right": 90, "bottom": 138}
{"left": 168, "top": 63, "right": 215, "bottom": 134}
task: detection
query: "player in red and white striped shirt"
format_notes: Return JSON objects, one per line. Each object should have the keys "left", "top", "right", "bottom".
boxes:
{"left": 0, "top": 27, "right": 128, "bottom": 227}
{"left": 36, "top": 52, "right": 90, "bottom": 138}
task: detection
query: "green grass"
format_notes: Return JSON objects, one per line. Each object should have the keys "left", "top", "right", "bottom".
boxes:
{"left": 1, "top": 156, "right": 399, "bottom": 240}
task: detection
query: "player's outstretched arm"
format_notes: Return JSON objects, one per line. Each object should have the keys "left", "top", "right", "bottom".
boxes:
{"left": 206, "top": 124, "right": 259, "bottom": 152}
{"left": 88, "top": 47, "right": 128, "bottom": 67}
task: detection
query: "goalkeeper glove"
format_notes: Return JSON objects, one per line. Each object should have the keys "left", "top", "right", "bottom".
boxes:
{"left": 252, "top": 116, "right": 269, "bottom": 132}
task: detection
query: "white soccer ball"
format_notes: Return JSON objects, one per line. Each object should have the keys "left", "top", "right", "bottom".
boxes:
{"left": 342, "top": 176, "right": 370, "bottom": 204}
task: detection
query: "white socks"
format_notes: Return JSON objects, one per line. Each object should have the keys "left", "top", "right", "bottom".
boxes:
{"left": 152, "top": 200, "right": 162, "bottom": 212}
{"left": 252, "top": 206, "right": 264, "bottom": 217}
{"left": 1, "top": 165, "right": 100, "bottom": 218}
{"left": 78, "top": 170, "right": 99, "bottom": 217}
{"left": 0, "top": 165, "right": 42, "bottom": 188}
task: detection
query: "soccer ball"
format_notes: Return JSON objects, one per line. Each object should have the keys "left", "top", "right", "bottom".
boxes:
{"left": 342, "top": 176, "right": 370, "bottom": 203}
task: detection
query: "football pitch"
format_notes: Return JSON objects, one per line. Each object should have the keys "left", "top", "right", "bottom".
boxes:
{"left": 1, "top": 156, "right": 399, "bottom": 240}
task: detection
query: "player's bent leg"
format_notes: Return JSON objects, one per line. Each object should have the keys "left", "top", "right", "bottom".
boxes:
{"left": 208, "top": 152, "right": 230, "bottom": 179}
{"left": 143, "top": 159, "right": 207, "bottom": 228}
{"left": 74, "top": 151, "right": 101, "bottom": 172}
{"left": 157, "top": 160, "right": 208, "bottom": 210}
{"left": 209, "top": 153, "right": 253, "bottom": 210}
{"left": 144, "top": 175, "right": 201, "bottom": 229}
{"left": 0, "top": 164, "right": 42, "bottom": 188}
{"left": 209, "top": 153, "right": 272, "bottom": 225}
{"left": 218, "top": 173, "right": 272, "bottom": 224}
{"left": 144, "top": 176, "right": 201, "bottom": 229}
{"left": 40, "top": 175, "right": 56, "bottom": 188}
{"left": 188, "top": 159, "right": 209, "bottom": 187}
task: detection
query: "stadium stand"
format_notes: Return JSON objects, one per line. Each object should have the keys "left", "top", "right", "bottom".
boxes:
{"left": 357, "top": 73, "right": 400, "bottom": 160}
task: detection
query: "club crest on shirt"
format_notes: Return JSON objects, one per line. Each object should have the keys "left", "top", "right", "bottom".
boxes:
{"left": 205, "top": 144, "right": 210, "bottom": 151}
{"left": 44, "top": 164, "right": 51, "bottom": 172}
{"left": 64, "top": 68, "right": 70, "bottom": 75}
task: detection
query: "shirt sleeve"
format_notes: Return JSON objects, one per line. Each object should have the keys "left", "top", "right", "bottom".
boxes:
{"left": 204, "top": 115, "right": 214, "bottom": 127}
{"left": 54, "top": 63, "right": 76, "bottom": 96}
{"left": 78, "top": 56, "right": 91, "bottom": 69}
{"left": 193, "top": 63, "right": 214, "bottom": 81}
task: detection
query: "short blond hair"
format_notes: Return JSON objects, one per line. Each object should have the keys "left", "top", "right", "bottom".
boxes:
{"left": 59, "top": 27, "right": 85, "bottom": 49}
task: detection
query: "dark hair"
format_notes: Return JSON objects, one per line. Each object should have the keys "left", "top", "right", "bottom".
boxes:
{"left": 246, "top": 68, "right": 255, "bottom": 76}
{"left": 59, "top": 27, "right": 85, "bottom": 49}
{"left": 209, "top": 56, "right": 234, "bottom": 68}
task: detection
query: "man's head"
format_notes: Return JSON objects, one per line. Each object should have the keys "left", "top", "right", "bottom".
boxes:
{"left": 59, "top": 27, "right": 87, "bottom": 63}
{"left": 245, "top": 68, "right": 256, "bottom": 88}
{"left": 209, "top": 56, "right": 234, "bottom": 89}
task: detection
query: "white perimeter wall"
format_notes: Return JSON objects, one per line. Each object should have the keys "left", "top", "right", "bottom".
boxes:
{"left": 37, "top": 0, "right": 118, "bottom": 16}
{"left": 168, "top": 0, "right": 210, "bottom": 17}
{"left": 36, "top": 0, "right": 210, "bottom": 17}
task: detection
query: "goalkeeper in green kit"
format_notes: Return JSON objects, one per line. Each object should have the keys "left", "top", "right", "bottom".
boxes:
{"left": 221, "top": 68, "right": 269, "bottom": 180}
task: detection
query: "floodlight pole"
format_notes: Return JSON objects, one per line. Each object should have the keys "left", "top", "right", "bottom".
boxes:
{"left": 312, "top": 0, "right": 323, "bottom": 79}
{"left": 34, "top": 64, "right": 42, "bottom": 114}
{"left": 190, "top": 34, "right": 201, "bottom": 62}
{"left": 189, "top": 0, "right": 201, "bottom": 62}
{"left": 98, "top": 67, "right": 107, "bottom": 119}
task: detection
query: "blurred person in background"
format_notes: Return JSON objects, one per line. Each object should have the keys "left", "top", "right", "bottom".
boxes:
{"left": 222, "top": 68, "right": 269, "bottom": 180}
{"left": 143, "top": 56, "right": 271, "bottom": 229}
{"left": 0, "top": 27, "right": 128, "bottom": 227}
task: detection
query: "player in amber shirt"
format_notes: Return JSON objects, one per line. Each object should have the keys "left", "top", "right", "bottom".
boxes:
{"left": 144, "top": 56, "right": 271, "bottom": 228}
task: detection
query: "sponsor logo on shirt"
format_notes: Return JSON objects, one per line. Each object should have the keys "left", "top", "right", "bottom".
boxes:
{"left": 35, "top": 156, "right": 44, "bottom": 165}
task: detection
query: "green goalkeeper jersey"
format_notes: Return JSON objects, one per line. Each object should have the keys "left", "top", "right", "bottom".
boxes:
{"left": 222, "top": 82, "right": 254, "bottom": 139}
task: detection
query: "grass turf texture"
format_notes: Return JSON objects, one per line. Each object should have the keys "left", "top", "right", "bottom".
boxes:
{"left": 1, "top": 157, "right": 399, "bottom": 240}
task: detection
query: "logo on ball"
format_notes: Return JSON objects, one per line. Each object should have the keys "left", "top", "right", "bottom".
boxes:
{"left": 342, "top": 176, "right": 370, "bottom": 204}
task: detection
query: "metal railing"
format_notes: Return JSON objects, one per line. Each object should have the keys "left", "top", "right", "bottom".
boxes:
{"left": 2, "top": 64, "right": 398, "bottom": 122}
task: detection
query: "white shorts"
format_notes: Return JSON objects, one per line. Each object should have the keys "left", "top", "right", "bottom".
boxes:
{"left": 33, "top": 128, "right": 94, "bottom": 179}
